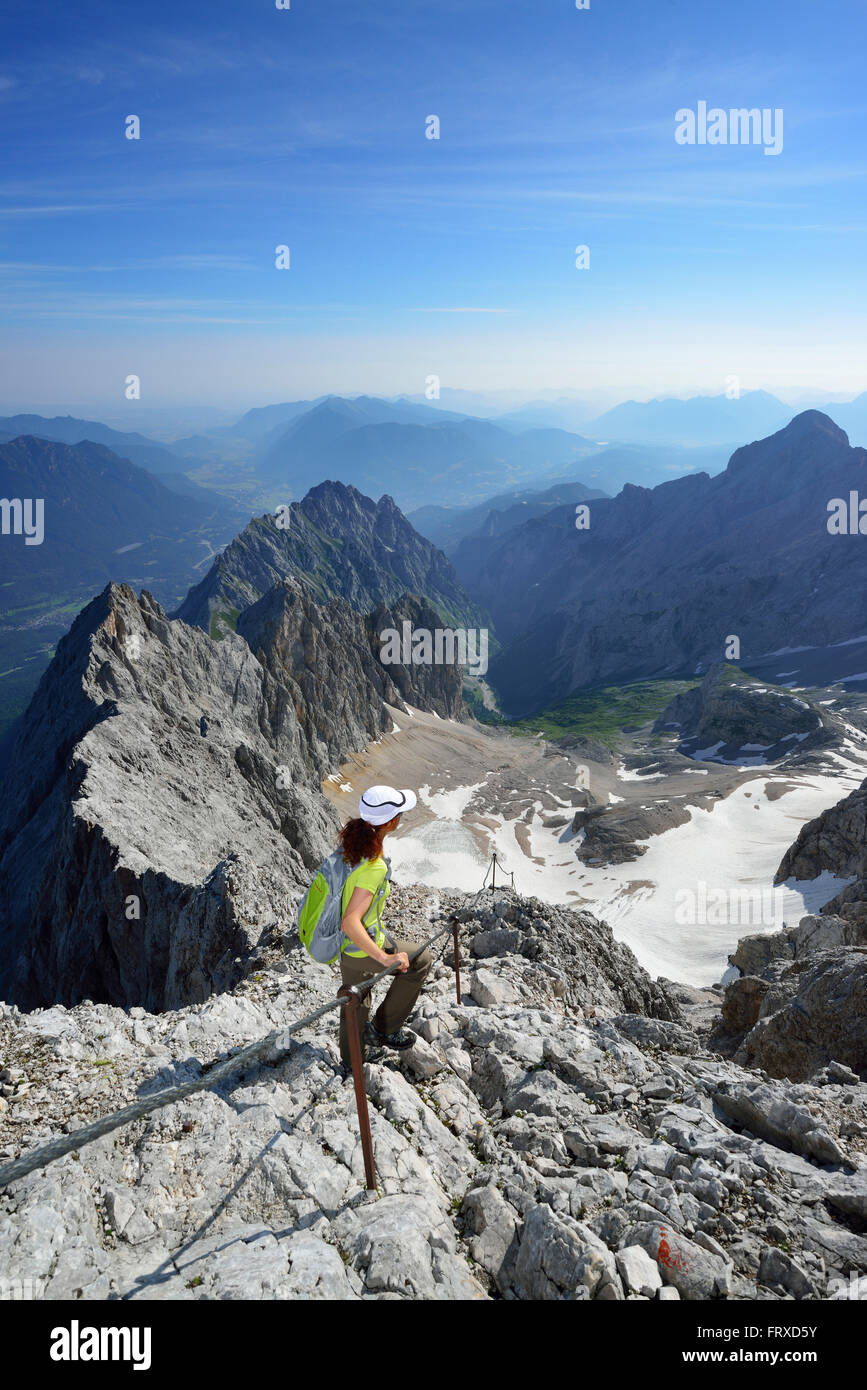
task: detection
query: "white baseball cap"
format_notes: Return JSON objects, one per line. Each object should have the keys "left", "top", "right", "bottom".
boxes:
{"left": 358, "top": 785, "right": 417, "bottom": 825}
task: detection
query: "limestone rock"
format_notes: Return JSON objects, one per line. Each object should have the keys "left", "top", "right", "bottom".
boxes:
{"left": 733, "top": 951, "right": 867, "bottom": 1081}
{"left": 713, "top": 1081, "right": 848, "bottom": 1166}
{"left": 468, "top": 969, "right": 519, "bottom": 1008}
{"left": 625, "top": 1221, "right": 734, "bottom": 1301}
{"left": 616, "top": 1244, "right": 663, "bottom": 1297}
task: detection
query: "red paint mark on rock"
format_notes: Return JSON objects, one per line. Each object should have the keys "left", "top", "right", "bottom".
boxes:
{"left": 657, "top": 1225, "right": 691, "bottom": 1273}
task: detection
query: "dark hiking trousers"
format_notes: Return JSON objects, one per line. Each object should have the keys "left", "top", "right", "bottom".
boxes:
{"left": 338, "top": 936, "right": 432, "bottom": 1067}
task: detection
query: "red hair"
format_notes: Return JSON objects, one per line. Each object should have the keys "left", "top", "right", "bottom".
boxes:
{"left": 338, "top": 817, "right": 389, "bottom": 867}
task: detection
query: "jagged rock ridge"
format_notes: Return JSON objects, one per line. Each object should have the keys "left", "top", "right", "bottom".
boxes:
{"left": 0, "top": 584, "right": 341, "bottom": 1012}
{"left": 0, "top": 573, "right": 461, "bottom": 1013}
{"left": 177, "top": 480, "right": 489, "bottom": 642}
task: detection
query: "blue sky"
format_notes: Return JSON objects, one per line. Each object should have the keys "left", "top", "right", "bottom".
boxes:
{"left": 1, "top": 0, "right": 866, "bottom": 416}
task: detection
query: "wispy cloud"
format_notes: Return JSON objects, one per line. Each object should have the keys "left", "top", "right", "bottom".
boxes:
{"left": 0, "top": 203, "right": 123, "bottom": 218}
{"left": 411, "top": 306, "right": 510, "bottom": 314}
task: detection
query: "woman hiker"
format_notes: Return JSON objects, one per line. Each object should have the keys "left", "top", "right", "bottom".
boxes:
{"left": 338, "top": 785, "right": 432, "bottom": 1067}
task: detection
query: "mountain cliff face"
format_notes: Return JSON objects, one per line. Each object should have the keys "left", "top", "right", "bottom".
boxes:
{"left": 177, "top": 480, "right": 489, "bottom": 642}
{"left": 776, "top": 777, "right": 867, "bottom": 904}
{"left": 237, "top": 581, "right": 464, "bottom": 771}
{"left": 459, "top": 412, "right": 867, "bottom": 715}
{"left": 0, "top": 584, "right": 349, "bottom": 1013}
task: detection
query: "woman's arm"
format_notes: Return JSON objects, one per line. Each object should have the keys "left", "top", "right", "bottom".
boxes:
{"left": 341, "top": 887, "right": 391, "bottom": 966}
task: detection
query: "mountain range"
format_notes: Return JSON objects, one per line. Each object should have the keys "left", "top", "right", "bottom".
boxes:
{"left": 457, "top": 411, "right": 867, "bottom": 716}
{"left": 7, "top": 397, "right": 867, "bottom": 740}
{"left": 578, "top": 390, "right": 867, "bottom": 450}
{"left": 0, "top": 413, "right": 196, "bottom": 475}
{"left": 254, "top": 398, "right": 601, "bottom": 510}
{"left": 581, "top": 390, "right": 794, "bottom": 446}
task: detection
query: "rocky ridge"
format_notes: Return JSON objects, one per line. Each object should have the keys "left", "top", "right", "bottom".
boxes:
{"left": 177, "top": 481, "right": 489, "bottom": 642}
{"left": 703, "top": 776, "right": 867, "bottom": 1083}
{"left": 1, "top": 887, "right": 864, "bottom": 1302}
{"left": 714, "top": 916, "right": 867, "bottom": 1082}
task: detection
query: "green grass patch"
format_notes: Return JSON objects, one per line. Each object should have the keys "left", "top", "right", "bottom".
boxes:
{"left": 209, "top": 606, "right": 240, "bottom": 640}
{"left": 463, "top": 683, "right": 507, "bottom": 726}
{"left": 510, "top": 679, "right": 701, "bottom": 746}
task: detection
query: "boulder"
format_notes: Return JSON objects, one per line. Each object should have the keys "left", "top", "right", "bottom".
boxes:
{"left": 720, "top": 976, "right": 770, "bottom": 1035}
{"left": 616, "top": 1244, "right": 663, "bottom": 1298}
{"left": 471, "top": 929, "right": 524, "bottom": 959}
{"left": 733, "top": 951, "right": 867, "bottom": 1081}
{"left": 468, "top": 968, "right": 519, "bottom": 1008}
{"left": 713, "top": 1081, "right": 848, "bottom": 1165}
{"left": 758, "top": 1246, "right": 815, "bottom": 1299}
{"left": 512, "top": 1205, "right": 618, "bottom": 1301}
{"left": 625, "top": 1221, "right": 734, "bottom": 1301}
{"left": 461, "top": 1184, "right": 520, "bottom": 1292}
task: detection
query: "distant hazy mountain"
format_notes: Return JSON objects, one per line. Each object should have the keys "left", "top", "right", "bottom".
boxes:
{"left": 177, "top": 479, "right": 489, "bottom": 640}
{"left": 258, "top": 400, "right": 599, "bottom": 510}
{"left": 167, "top": 395, "right": 485, "bottom": 488}
{"left": 397, "top": 387, "right": 534, "bottom": 416}
{"left": 0, "top": 412, "right": 195, "bottom": 475}
{"left": 491, "top": 399, "right": 601, "bottom": 434}
{"left": 0, "top": 436, "right": 244, "bottom": 736}
{"left": 457, "top": 411, "right": 867, "bottom": 715}
{"left": 227, "top": 394, "right": 465, "bottom": 447}
{"left": 217, "top": 397, "right": 328, "bottom": 440}
{"left": 168, "top": 392, "right": 741, "bottom": 509}
{"left": 409, "top": 479, "right": 608, "bottom": 554}
{"left": 584, "top": 390, "right": 792, "bottom": 446}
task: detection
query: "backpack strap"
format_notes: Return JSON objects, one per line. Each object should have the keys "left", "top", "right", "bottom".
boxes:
{"left": 371, "top": 855, "right": 394, "bottom": 948}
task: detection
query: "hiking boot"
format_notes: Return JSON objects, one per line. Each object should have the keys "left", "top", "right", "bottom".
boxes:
{"left": 367, "top": 1022, "right": 415, "bottom": 1051}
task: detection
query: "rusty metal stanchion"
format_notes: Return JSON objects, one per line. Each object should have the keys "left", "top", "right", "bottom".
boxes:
{"left": 490, "top": 850, "right": 497, "bottom": 892}
{"left": 452, "top": 918, "right": 462, "bottom": 1004}
{"left": 338, "top": 984, "right": 377, "bottom": 1192}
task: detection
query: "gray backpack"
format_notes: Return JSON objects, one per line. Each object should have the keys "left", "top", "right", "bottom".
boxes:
{"left": 297, "top": 851, "right": 391, "bottom": 965}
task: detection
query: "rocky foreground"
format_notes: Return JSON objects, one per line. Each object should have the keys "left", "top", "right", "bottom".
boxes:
{"left": 1, "top": 888, "right": 865, "bottom": 1302}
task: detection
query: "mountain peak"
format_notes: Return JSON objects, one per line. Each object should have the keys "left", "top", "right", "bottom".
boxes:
{"left": 724, "top": 409, "right": 853, "bottom": 479}
{"left": 779, "top": 409, "right": 849, "bottom": 446}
